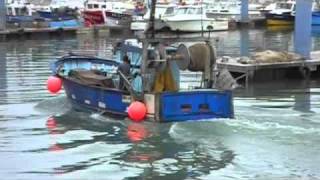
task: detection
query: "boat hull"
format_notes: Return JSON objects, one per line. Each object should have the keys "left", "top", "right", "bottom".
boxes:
{"left": 165, "top": 19, "right": 228, "bottom": 32}
{"left": 83, "top": 10, "right": 105, "bottom": 26}
{"left": 62, "top": 77, "right": 234, "bottom": 122}
{"left": 82, "top": 10, "right": 132, "bottom": 28}
{"left": 37, "top": 10, "right": 76, "bottom": 21}
{"left": 104, "top": 11, "right": 132, "bottom": 28}
{"left": 63, "top": 77, "right": 130, "bottom": 116}
{"left": 266, "top": 13, "right": 294, "bottom": 26}
{"left": 130, "top": 20, "right": 167, "bottom": 31}
{"left": 49, "top": 19, "right": 80, "bottom": 28}
{"left": 312, "top": 12, "right": 320, "bottom": 26}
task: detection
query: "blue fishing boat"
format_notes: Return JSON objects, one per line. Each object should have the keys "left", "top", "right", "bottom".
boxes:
{"left": 37, "top": 10, "right": 77, "bottom": 20}
{"left": 49, "top": 39, "right": 235, "bottom": 122}
{"left": 37, "top": 9, "right": 81, "bottom": 29}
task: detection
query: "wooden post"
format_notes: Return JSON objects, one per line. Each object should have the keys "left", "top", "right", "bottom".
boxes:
{"left": 241, "top": 0, "right": 249, "bottom": 23}
{"left": 0, "top": 0, "right": 6, "bottom": 30}
{"left": 294, "top": 0, "right": 312, "bottom": 59}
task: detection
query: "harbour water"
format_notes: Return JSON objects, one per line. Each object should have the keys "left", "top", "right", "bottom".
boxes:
{"left": 1, "top": 28, "right": 320, "bottom": 179}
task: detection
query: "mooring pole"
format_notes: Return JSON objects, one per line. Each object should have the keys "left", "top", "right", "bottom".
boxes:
{"left": 240, "top": 0, "right": 249, "bottom": 23}
{"left": 147, "top": 0, "right": 157, "bottom": 38}
{"left": 240, "top": 28, "right": 249, "bottom": 57}
{"left": 294, "top": 0, "right": 313, "bottom": 59}
{"left": 0, "top": 0, "right": 6, "bottom": 30}
{"left": 0, "top": 45, "right": 6, "bottom": 91}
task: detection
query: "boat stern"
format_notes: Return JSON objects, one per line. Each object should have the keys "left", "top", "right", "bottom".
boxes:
{"left": 144, "top": 90, "right": 234, "bottom": 122}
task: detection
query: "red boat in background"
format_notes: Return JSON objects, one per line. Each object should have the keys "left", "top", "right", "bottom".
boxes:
{"left": 82, "top": 0, "right": 133, "bottom": 28}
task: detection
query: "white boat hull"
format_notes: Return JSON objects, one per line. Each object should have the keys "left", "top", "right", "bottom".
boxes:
{"left": 130, "top": 20, "right": 168, "bottom": 31}
{"left": 166, "top": 19, "right": 228, "bottom": 32}
{"left": 206, "top": 12, "right": 264, "bottom": 22}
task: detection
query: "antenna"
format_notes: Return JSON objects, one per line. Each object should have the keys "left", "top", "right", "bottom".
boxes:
{"left": 201, "top": 0, "right": 204, "bottom": 36}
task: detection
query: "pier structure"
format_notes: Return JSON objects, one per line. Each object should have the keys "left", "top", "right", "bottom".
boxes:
{"left": 240, "top": 0, "right": 249, "bottom": 23}
{"left": 219, "top": 0, "right": 320, "bottom": 87}
{"left": 294, "top": 0, "right": 313, "bottom": 59}
{"left": 0, "top": 0, "right": 5, "bottom": 30}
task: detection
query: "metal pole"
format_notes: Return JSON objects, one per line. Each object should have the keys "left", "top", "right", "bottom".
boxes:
{"left": 147, "top": 0, "right": 157, "bottom": 38}
{"left": 294, "top": 0, "right": 312, "bottom": 59}
{"left": 0, "top": 0, "right": 6, "bottom": 30}
{"left": 240, "top": 0, "right": 249, "bottom": 23}
{"left": 240, "top": 28, "right": 249, "bottom": 56}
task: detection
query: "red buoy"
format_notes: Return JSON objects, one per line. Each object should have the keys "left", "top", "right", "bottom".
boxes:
{"left": 128, "top": 101, "right": 147, "bottom": 122}
{"left": 47, "top": 76, "right": 62, "bottom": 94}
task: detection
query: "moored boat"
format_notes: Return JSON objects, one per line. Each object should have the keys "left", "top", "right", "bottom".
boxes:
{"left": 82, "top": 0, "right": 133, "bottom": 28}
{"left": 206, "top": 0, "right": 264, "bottom": 22}
{"left": 131, "top": 3, "right": 176, "bottom": 31}
{"left": 164, "top": 5, "right": 229, "bottom": 32}
{"left": 265, "top": 1, "right": 295, "bottom": 26}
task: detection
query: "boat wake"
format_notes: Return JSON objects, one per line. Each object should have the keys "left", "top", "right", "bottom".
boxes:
{"left": 34, "top": 95, "right": 71, "bottom": 115}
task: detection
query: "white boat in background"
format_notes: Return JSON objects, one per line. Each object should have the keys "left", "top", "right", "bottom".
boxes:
{"left": 206, "top": 0, "right": 264, "bottom": 22}
{"left": 164, "top": 5, "right": 229, "bottom": 32}
{"left": 130, "top": 3, "right": 176, "bottom": 31}
{"left": 265, "top": 0, "right": 295, "bottom": 26}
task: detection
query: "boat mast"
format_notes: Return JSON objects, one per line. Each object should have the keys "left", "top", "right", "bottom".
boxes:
{"left": 140, "top": 0, "right": 157, "bottom": 94}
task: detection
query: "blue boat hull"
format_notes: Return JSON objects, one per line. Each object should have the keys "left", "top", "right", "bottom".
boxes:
{"left": 49, "top": 19, "right": 80, "bottom": 28}
{"left": 312, "top": 12, "right": 320, "bottom": 25}
{"left": 62, "top": 77, "right": 234, "bottom": 122}
{"left": 63, "top": 78, "right": 130, "bottom": 116}
{"left": 160, "top": 91, "right": 234, "bottom": 122}
{"left": 37, "top": 10, "right": 76, "bottom": 20}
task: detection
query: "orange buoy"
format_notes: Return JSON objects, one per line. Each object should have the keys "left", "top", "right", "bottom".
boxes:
{"left": 47, "top": 76, "right": 62, "bottom": 94}
{"left": 128, "top": 101, "right": 147, "bottom": 122}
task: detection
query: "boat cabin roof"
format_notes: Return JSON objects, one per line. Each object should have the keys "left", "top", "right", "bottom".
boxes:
{"left": 143, "top": 4, "right": 176, "bottom": 19}
{"left": 175, "top": 5, "right": 205, "bottom": 15}
{"left": 275, "top": 2, "right": 295, "bottom": 10}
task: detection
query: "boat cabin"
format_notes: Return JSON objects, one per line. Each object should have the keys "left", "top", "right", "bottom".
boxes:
{"left": 6, "top": 3, "right": 34, "bottom": 16}
{"left": 143, "top": 4, "right": 177, "bottom": 19}
{"left": 270, "top": 1, "right": 295, "bottom": 14}
{"left": 84, "top": 0, "right": 133, "bottom": 13}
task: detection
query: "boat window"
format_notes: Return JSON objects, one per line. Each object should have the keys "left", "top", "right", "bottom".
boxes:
{"left": 164, "top": 7, "right": 175, "bottom": 15}
{"left": 187, "top": 8, "right": 197, "bottom": 15}
{"left": 196, "top": 8, "right": 203, "bottom": 14}
{"left": 21, "top": 7, "right": 28, "bottom": 16}
{"left": 88, "top": 4, "right": 93, "bottom": 9}
{"left": 7, "top": 7, "right": 13, "bottom": 15}
{"left": 155, "top": 7, "right": 167, "bottom": 17}
{"left": 94, "top": 4, "right": 99, "bottom": 9}
{"left": 176, "top": 8, "right": 188, "bottom": 15}
{"left": 15, "top": 8, "right": 20, "bottom": 15}
{"left": 276, "top": 3, "right": 292, "bottom": 10}
{"left": 102, "top": 5, "right": 106, "bottom": 9}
